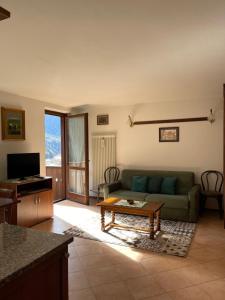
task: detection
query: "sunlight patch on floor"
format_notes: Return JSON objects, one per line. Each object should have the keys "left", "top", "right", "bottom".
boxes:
{"left": 54, "top": 202, "right": 98, "bottom": 226}
{"left": 54, "top": 200, "right": 147, "bottom": 262}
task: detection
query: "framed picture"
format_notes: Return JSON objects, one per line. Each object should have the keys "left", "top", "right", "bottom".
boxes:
{"left": 1, "top": 107, "right": 25, "bottom": 140}
{"left": 97, "top": 114, "right": 109, "bottom": 125}
{"left": 159, "top": 127, "right": 179, "bottom": 142}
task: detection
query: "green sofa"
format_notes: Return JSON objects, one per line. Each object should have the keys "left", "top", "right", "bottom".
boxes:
{"left": 103, "top": 169, "right": 200, "bottom": 222}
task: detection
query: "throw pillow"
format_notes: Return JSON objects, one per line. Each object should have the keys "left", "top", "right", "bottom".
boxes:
{"left": 131, "top": 176, "right": 148, "bottom": 192}
{"left": 161, "top": 177, "right": 177, "bottom": 195}
{"left": 147, "top": 176, "right": 163, "bottom": 193}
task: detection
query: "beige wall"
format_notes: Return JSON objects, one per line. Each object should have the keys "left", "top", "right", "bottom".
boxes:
{"left": 0, "top": 91, "right": 68, "bottom": 180}
{"left": 72, "top": 99, "right": 223, "bottom": 202}
{"left": 0, "top": 91, "right": 222, "bottom": 209}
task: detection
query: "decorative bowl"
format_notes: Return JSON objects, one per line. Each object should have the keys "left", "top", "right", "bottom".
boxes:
{"left": 127, "top": 199, "right": 134, "bottom": 205}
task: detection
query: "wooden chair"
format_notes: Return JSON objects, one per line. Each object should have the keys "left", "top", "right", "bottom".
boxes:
{"left": 0, "top": 188, "right": 17, "bottom": 224}
{"left": 104, "top": 167, "right": 120, "bottom": 184}
{"left": 200, "top": 170, "right": 224, "bottom": 218}
{"left": 98, "top": 167, "right": 120, "bottom": 200}
{"left": 91, "top": 167, "right": 120, "bottom": 201}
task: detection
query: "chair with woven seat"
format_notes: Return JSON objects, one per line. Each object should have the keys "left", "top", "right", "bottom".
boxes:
{"left": 200, "top": 170, "right": 224, "bottom": 218}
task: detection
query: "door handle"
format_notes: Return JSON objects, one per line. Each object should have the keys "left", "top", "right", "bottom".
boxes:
{"left": 34, "top": 196, "right": 40, "bottom": 204}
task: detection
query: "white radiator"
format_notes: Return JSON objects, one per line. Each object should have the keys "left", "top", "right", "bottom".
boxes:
{"left": 92, "top": 134, "right": 116, "bottom": 187}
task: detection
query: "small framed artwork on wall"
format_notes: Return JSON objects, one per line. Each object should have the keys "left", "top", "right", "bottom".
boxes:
{"left": 1, "top": 107, "right": 25, "bottom": 140}
{"left": 97, "top": 114, "right": 109, "bottom": 125}
{"left": 159, "top": 127, "right": 179, "bottom": 142}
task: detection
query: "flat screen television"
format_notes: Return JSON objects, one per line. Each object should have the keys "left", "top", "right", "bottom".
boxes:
{"left": 7, "top": 153, "right": 40, "bottom": 179}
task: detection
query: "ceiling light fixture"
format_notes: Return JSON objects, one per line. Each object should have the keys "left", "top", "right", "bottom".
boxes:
{"left": 0, "top": 7, "right": 10, "bottom": 21}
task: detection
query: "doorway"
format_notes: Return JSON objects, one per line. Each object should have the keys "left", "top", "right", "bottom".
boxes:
{"left": 45, "top": 110, "right": 66, "bottom": 202}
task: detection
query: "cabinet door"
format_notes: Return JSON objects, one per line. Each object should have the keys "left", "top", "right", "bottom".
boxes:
{"left": 37, "top": 190, "right": 53, "bottom": 223}
{"left": 17, "top": 195, "right": 38, "bottom": 227}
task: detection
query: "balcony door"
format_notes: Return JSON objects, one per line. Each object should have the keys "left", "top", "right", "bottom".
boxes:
{"left": 66, "top": 113, "right": 89, "bottom": 205}
{"left": 45, "top": 111, "right": 66, "bottom": 202}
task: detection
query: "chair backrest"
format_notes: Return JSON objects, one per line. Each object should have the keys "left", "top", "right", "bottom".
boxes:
{"left": 0, "top": 189, "right": 16, "bottom": 224}
{"left": 201, "top": 170, "right": 223, "bottom": 192}
{"left": 104, "top": 167, "right": 120, "bottom": 184}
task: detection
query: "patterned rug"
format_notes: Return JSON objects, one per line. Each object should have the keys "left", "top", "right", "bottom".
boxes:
{"left": 64, "top": 212, "right": 196, "bottom": 257}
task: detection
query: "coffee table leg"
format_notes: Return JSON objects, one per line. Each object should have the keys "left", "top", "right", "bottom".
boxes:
{"left": 149, "top": 214, "right": 154, "bottom": 239}
{"left": 111, "top": 211, "right": 115, "bottom": 224}
{"left": 156, "top": 211, "right": 161, "bottom": 231}
{"left": 101, "top": 207, "right": 105, "bottom": 231}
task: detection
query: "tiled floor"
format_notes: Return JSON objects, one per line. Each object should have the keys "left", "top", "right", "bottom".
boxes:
{"left": 33, "top": 200, "right": 225, "bottom": 300}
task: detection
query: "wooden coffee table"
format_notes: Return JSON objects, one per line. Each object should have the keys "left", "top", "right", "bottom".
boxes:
{"left": 96, "top": 198, "right": 164, "bottom": 239}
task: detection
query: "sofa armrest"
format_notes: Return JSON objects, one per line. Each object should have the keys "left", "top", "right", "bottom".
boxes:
{"left": 103, "top": 181, "right": 122, "bottom": 199}
{"left": 188, "top": 184, "right": 200, "bottom": 222}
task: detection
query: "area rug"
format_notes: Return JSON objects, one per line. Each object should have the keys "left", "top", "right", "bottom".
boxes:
{"left": 64, "top": 212, "right": 196, "bottom": 257}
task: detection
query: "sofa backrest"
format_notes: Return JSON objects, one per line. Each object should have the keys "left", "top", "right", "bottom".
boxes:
{"left": 121, "top": 169, "right": 194, "bottom": 195}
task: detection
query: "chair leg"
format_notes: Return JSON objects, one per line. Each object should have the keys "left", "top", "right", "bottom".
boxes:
{"left": 217, "top": 196, "right": 223, "bottom": 219}
{"left": 97, "top": 185, "right": 100, "bottom": 202}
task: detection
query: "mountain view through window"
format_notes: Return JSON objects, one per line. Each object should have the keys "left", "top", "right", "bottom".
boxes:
{"left": 45, "top": 114, "right": 61, "bottom": 166}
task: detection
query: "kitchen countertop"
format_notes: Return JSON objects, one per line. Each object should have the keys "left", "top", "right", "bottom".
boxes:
{"left": 0, "top": 223, "right": 73, "bottom": 288}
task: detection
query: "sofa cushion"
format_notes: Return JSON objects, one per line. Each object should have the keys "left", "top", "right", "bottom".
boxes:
{"left": 147, "top": 176, "right": 163, "bottom": 193}
{"left": 131, "top": 176, "right": 148, "bottom": 192}
{"left": 121, "top": 169, "right": 194, "bottom": 195}
{"left": 145, "top": 194, "right": 189, "bottom": 209}
{"left": 109, "top": 190, "right": 147, "bottom": 201}
{"left": 161, "top": 177, "right": 177, "bottom": 195}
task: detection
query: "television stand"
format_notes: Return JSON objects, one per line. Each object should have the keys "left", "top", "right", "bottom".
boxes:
{"left": 18, "top": 177, "right": 26, "bottom": 181}
{"left": 0, "top": 177, "right": 53, "bottom": 227}
{"left": 33, "top": 175, "right": 45, "bottom": 179}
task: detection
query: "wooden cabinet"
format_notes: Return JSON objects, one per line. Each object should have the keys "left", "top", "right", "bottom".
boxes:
{"left": 17, "top": 195, "right": 37, "bottom": 227}
{"left": 37, "top": 190, "right": 53, "bottom": 223}
{"left": 0, "top": 240, "right": 72, "bottom": 300}
{"left": 0, "top": 178, "right": 53, "bottom": 227}
{"left": 17, "top": 190, "right": 53, "bottom": 227}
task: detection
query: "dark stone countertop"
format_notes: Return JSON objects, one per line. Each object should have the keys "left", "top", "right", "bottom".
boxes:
{"left": 0, "top": 223, "right": 73, "bottom": 287}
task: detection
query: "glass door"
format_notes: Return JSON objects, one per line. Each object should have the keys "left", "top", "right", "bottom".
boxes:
{"left": 66, "top": 113, "right": 89, "bottom": 205}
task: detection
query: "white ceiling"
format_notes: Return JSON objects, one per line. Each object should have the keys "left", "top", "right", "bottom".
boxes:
{"left": 0, "top": 0, "right": 225, "bottom": 108}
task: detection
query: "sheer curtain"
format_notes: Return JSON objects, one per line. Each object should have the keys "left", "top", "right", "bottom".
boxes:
{"left": 68, "top": 117, "right": 85, "bottom": 194}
